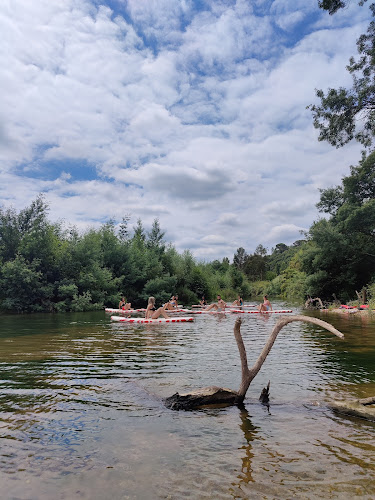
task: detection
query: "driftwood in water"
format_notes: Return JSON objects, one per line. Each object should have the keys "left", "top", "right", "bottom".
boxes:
{"left": 304, "top": 297, "right": 324, "bottom": 309}
{"left": 164, "top": 315, "right": 343, "bottom": 410}
{"left": 355, "top": 288, "right": 367, "bottom": 304}
{"left": 164, "top": 386, "right": 238, "bottom": 410}
{"left": 329, "top": 396, "right": 375, "bottom": 421}
{"left": 259, "top": 381, "right": 270, "bottom": 404}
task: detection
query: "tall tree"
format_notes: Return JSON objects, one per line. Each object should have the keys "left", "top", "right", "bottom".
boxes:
{"left": 233, "top": 247, "right": 247, "bottom": 270}
{"left": 302, "top": 152, "right": 375, "bottom": 300}
{"left": 309, "top": 1, "right": 375, "bottom": 149}
{"left": 147, "top": 218, "right": 165, "bottom": 252}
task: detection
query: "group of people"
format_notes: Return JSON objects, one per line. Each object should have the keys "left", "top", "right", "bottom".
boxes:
{"left": 200, "top": 294, "right": 271, "bottom": 312}
{"left": 118, "top": 293, "right": 272, "bottom": 319}
{"left": 118, "top": 294, "right": 181, "bottom": 320}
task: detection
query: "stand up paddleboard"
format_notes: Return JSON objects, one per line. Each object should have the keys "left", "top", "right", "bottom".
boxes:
{"left": 105, "top": 308, "right": 190, "bottom": 314}
{"left": 189, "top": 310, "right": 227, "bottom": 314}
{"left": 190, "top": 309, "right": 292, "bottom": 315}
{"left": 111, "top": 315, "right": 194, "bottom": 324}
{"left": 229, "top": 309, "right": 293, "bottom": 314}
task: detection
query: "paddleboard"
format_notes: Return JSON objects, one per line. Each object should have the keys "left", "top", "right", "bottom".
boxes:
{"left": 111, "top": 315, "right": 194, "bottom": 323}
{"left": 106, "top": 308, "right": 190, "bottom": 314}
{"left": 229, "top": 309, "right": 293, "bottom": 314}
{"left": 105, "top": 308, "right": 142, "bottom": 313}
{"left": 189, "top": 309, "right": 227, "bottom": 314}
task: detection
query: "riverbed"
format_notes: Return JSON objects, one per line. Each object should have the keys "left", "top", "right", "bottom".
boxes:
{"left": 1, "top": 303, "right": 374, "bottom": 499}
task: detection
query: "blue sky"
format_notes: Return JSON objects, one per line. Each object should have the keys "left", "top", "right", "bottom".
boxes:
{"left": 0, "top": 0, "right": 370, "bottom": 260}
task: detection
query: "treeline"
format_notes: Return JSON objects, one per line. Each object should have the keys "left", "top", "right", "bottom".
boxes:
{"left": 0, "top": 196, "right": 255, "bottom": 313}
{"left": 234, "top": 152, "right": 375, "bottom": 304}
{"left": 1, "top": 152, "right": 374, "bottom": 313}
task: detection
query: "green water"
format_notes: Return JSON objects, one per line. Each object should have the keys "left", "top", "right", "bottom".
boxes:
{"left": 0, "top": 304, "right": 374, "bottom": 499}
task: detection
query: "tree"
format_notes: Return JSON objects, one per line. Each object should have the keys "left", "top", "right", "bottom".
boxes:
{"left": 318, "top": 1, "right": 368, "bottom": 16}
{"left": 233, "top": 247, "right": 247, "bottom": 270}
{"left": 119, "top": 214, "right": 131, "bottom": 241}
{"left": 255, "top": 244, "right": 267, "bottom": 256}
{"left": 302, "top": 152, "right": 375, "bottom": 300}
{"left": 0, "top": 256, "right": 52, "bottom": 312}
{"left": 147, "top": 218, "right": 165, "bottom": 252}
{"left": 309, "top": 1, "right": 375, "bottom": 149}
{"left": 133, "top": 218, "right": 146, "bottom": 244}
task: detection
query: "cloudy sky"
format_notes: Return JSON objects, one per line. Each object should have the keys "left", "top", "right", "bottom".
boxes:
{"left": 0, "top": 0, "right": 369, "bottom": 260}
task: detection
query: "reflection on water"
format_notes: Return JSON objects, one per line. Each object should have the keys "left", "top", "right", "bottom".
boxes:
{"left": 0, "top": 305, "right": 374, "bottom": 499}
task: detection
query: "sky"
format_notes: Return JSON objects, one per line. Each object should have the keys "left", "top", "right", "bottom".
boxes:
{"left": 0, "top": 0, "right": 370, "bottom": 261}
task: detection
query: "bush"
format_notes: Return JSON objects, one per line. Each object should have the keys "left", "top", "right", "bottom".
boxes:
{"left": 71, "top": 291, "right": 102, "bottom": 312}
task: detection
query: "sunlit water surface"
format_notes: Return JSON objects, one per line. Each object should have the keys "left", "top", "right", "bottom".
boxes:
{"left": 0, "top": 303, "right": 374, "bottom": 499}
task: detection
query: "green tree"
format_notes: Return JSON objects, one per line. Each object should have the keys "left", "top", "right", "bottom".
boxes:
{"left": 0, "top": 256, "right": 52, "bottom": 312}
{"left": 309, "top": 1, "right": 375, "bottom": 149}
{"left": 302, "top": 152, "right": 375, "bottom": 300}
{"left": 147, "top": 218, "right": 165, "bottom": 252}
{"left": 233, "top": 247, "right": 247, "bottom": 270}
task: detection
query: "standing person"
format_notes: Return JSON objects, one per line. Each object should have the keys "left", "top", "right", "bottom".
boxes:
{"left": 205, "top": 295, "right": 227, "bottom": 312}
{"left": 119, "top": 297, "right": 131, "bottom": 310}
{"left": 145, "top": 297, "right": 170, "bottom": 319}
{"left": 258, "top": 295, "right": 272, "bottom": 313}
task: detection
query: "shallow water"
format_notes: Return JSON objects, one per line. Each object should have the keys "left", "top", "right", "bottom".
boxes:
{"left": 0, "top": 303, "right": 374, "bottom": 499}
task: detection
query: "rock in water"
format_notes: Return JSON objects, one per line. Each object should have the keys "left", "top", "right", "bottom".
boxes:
{"left": 330, "top": 396, "right": 375, "bottom": 421}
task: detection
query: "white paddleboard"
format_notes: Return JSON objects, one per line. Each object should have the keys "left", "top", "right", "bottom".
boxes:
{"left": 111, "top": 315, "right": 194, "bottom": 324}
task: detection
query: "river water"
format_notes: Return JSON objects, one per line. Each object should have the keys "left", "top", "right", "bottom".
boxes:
{"left": 0, "top": 303, "right": 374, "bottom": 499}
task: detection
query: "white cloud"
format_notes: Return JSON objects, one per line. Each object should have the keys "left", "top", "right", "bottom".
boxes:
{"left": 0, "top": 0, "right": 367, "bottom": 260}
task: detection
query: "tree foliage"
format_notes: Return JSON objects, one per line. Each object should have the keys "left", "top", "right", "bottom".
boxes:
{"left": 0, "top": 198, "right": 252, "bottom": 312}
{"left": 309, "top": 1, "right": 375, "bottom": 149}
{"left": 303, "top": 152, "right": 375, "bottom": 300}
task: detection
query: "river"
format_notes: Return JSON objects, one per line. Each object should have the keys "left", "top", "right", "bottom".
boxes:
{"left": 1, "top": 302, "right": 374, "bottom": 499}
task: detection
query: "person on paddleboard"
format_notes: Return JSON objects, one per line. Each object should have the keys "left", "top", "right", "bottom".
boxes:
{"left": 258, "top": 295, "right": 272, "bottom": 313}
{"left": 145, "top": 297, "right": 170, "bottom": 319}
{"left": 199, "top": 296, "right": 207, "bottom": 306}
{"left": 119, "top": 296, "right": 131, "bottom": 310}
{"left": 205, "top": 295, "right": 227, "bottom": 312}
{"left": 231, "top": 295, "right": 243, "bottom": 307}
{"left": 165, "top": 295, "right": 179, "bottom": 310}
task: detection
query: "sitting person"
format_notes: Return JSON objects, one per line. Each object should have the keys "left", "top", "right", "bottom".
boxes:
{"left": 145, "top": 297, "right": 170, "bottom": 319}
{"left": 231, "top": 295, "right": 244, "bottom": 307}
{"left": 165, "top": 295, "right": 178, "bottom": 310}
{"left": 205, "top": 295, "right": 227, "bottom": 312}
{"left": 199, "top": 296, "right": 207, "bottom": 306}
{"left": 258, "top": 295, "right": 272, "bottom": 313}
{"left": 119, "top": 296, "right": 131, "bottom": 310}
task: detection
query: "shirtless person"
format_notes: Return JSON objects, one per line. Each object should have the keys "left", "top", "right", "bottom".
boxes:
{"left": 258, "top": 295, "right": 272, "bottom": 313}
{"left": 205, "top": 295, "right": 227, "bottom": 312}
